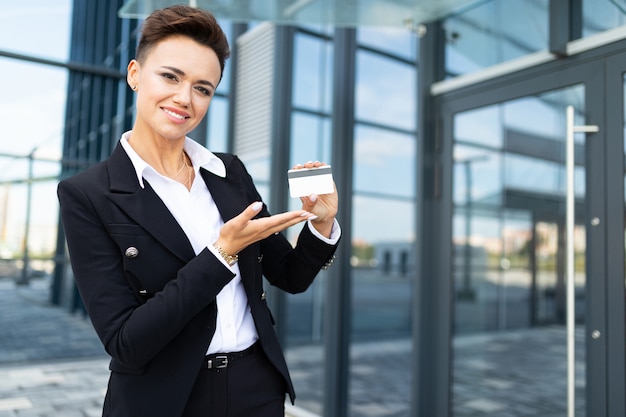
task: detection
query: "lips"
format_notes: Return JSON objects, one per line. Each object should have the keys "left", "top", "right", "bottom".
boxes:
{"left": 162, "top": 107, "right": 190, "bottom": 122}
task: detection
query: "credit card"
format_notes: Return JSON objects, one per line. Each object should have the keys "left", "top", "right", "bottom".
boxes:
{"left": 287, "top": 165, "right": 334, "bottom": 198}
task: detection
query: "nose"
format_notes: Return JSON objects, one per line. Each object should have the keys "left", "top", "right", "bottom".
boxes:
{"left": 173, "top": 84, "right": 191, "bottom": 107}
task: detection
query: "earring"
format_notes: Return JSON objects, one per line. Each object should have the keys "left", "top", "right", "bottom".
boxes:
{"left": 131, "top": 85, "right": 137, "bottom": 91}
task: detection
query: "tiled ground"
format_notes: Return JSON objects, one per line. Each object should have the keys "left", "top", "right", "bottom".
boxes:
{"left": 0, "top": 276, "right": 584, "bottom": 417}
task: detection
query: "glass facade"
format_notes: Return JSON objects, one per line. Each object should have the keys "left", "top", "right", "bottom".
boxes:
{"left": 2, "top": 1, "right": 626, "bottom": 416}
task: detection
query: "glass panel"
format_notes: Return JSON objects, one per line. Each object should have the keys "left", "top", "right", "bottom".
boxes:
{"left": 355, "top": 50, "right": 416, "bottom": 130}
{"left": 357, "top": 26, "right": 418, "bottom": 61}
{"left": 354, "top": 126, "right": 415, "bottom": 197}
{"left": 583, "top": 0, "right": 626, "bottom": 37}
{"left": 444, "top": 0, "right": 548, "bottom": 78}
{"left": 289, "top": 112, "right": 332, "bottom": 166}
{"left": 120, "top": 0, "right": 475, "bottom": 29}
{"left": 206, "top": 97, "right": 229, "bottom": 152}
{"left": 452, "top": 86, "right": 586, "bottom": 416}
{"left": 347, "top": 123, "right": 415, "bottom": 416}
{"left": 0, "top": 57, "right": 67, "bottom": 273}
{"left": 350, "top": 195, "right": 414, "bottom": 417}
{"left": 293, "top": 33, "right": 333, "bottom": 113}
{"left": 0, "top": 1, "right": 72, "bottom": 60}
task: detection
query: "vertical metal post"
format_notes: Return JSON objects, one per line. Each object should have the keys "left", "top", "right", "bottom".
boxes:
{"left": 17, "top": 149, "right": 34, "bottom": 285}
{"left": 565, "top": 105, "right": 598, "bottom": 417}
{"left": 324, "top": 27, "right": 355, "bottom": 417}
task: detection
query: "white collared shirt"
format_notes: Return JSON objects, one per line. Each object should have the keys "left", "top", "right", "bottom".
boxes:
{"left": 120, "top": 131, "right": 340, "bottom": 354}
{"left": 121, "top": 131, "right": 256, "bottom": 354}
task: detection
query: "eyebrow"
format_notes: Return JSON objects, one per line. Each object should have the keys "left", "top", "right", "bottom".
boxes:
{"left": 162, "top": 66, "right": 216, "bottom": 90}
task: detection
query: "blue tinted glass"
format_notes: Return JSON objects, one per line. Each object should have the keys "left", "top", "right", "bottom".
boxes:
{"left": 444, "top": 0, "right": 548, "bottom": 77}
{"left": 353, "top": 196, "right": 415, "bottom": 249}
{"left": 357, "top": 26, "right": 418, "bottom": 61}
{"left": 0, "top": 1, "right": 72, "bottom": 60}
{"left": 217, "top": 21, "right": 232, "bottom": 94}
{"left": 355, "top": 51, "right": 416, "bottom": 130}
{"left": 293, "top": 33, "right": 332, "bottom": 112}
{"left": 453, "top": 146, "right": 501, "bottom": 206}
{"left": 354, "top": 126, "right": 415, "bottom": 197}
{"left": 583, "top": 0, "right": 626, "bottom": 36}
{"left": 1, "top": 59, "right": 67, "bottom": 163}
{"left": 290, "top": 112, "right": 331, "bottom": 166}
{"left": 454, "top": 106, "right": 502, "bottom": 147}
{"left": 207, "top": 97, "right": 229, "bottom": 152}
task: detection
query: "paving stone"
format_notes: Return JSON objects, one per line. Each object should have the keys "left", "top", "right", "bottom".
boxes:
{"left": 0, "top": 275, "right": 588, "bottom": 417}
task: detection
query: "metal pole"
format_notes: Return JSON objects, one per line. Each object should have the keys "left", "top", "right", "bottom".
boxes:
{"left": 565, "top": 105, "right": 598, "bottom": 417}
{"left": 17, "top": 149, "right": 35, "bottom": 285}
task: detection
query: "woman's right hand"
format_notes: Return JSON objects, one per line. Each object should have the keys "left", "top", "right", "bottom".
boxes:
{"left": 213, "top": 201, "right": 316, "bottom": 255}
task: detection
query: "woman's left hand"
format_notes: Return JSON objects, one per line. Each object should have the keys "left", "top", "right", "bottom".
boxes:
{"left": 294, "top": 161, "right": 338, "bottom": 238}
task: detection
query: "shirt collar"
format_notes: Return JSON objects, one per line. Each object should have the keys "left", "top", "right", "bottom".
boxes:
{"left": 120, "top": 131, "right": 226, "bottom": 188}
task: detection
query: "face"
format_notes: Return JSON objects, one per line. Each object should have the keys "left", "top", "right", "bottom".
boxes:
{"left": 127, "top": 35, "right": 221, "bottom": 142}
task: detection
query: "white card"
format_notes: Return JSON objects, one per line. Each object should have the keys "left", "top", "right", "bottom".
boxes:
{"left": 288, "top": 165, "right": 334, "bottom": 198}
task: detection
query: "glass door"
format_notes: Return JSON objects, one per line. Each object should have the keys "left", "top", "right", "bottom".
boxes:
{"left": 443, "top": 49, "right": 626, "bottom": 416}
{"left": 451, "top": 86, "right": 588, "bottom": 417}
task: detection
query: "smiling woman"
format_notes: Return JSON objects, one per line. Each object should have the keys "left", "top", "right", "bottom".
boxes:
{"left": 56, "top": 5, "right": 340, "bottom": 417}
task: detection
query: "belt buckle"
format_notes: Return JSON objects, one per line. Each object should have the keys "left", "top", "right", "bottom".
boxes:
{"left": 208, "top": 355, "right": 229, "bottom": 369}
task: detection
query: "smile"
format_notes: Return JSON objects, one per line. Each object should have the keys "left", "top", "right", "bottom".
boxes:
{"left": 162, "top": 108, "right": 189, "bottom": 120}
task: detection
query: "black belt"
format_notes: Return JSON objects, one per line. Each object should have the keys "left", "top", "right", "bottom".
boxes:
{"left": 204, "top": 342, "right": 258, "bottom": 370}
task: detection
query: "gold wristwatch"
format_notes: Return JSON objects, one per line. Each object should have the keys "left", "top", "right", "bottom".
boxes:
{"left": 214, "top": 244, "right": 238, "bottom": 266}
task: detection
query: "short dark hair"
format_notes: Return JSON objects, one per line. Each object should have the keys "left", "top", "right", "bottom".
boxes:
{"left": 136, "top": 5, "right": 230, "bottom": 81}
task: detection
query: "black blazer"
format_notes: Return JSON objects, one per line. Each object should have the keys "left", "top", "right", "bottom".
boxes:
{"left": 57, "top": 142, "right": 338, "bottom": 417}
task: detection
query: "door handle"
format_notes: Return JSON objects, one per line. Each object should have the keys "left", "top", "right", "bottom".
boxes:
{"left": 565, "top": 105, "right": 598, "bottom": 417}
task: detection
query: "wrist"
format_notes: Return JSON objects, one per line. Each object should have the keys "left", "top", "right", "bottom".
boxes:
{"left": 311, "top": 217, "right": 334, "bottom": 238}
{"left": 213, "top": 244, "right": 239, "bottom": 266}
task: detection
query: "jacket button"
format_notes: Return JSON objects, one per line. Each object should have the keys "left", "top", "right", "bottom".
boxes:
{"left": 125, "top": 247, "right": 139, "bottom": 258}
{"left": 261, "top": 291, "right": 267, "bottom": 300}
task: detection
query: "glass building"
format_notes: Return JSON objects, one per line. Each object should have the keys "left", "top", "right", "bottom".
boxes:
{"left": 2, "top": 0, "right": 626, "bottom": 416}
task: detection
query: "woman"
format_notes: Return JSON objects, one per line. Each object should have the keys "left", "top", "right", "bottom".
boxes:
{"left": 57, "top": 5, "right": 340, "bottom": 417}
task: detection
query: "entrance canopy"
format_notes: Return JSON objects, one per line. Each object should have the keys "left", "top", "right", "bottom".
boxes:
{"left": 119, "top": 0, "right": 480, "bottom": 28}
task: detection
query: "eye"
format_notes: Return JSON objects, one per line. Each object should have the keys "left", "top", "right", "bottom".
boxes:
{"left": 195, "top": 86, "right": 213, "bottom": 97}
{"left": 161, "top": 72, "right": 178, "bottom": 82}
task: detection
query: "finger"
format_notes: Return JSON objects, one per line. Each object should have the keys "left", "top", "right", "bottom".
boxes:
{"left": 235, "top": 201, "right": 264, "bottom": 223}
{"left": 299, "top": 194, "right": 317, "bottom": 211}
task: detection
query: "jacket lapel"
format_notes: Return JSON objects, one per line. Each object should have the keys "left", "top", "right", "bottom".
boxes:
{"left": 199, "top": 165, "right": 249, "bottom": 224}
{"left": 104, "top": 143, "right": 196, "bottom": 262}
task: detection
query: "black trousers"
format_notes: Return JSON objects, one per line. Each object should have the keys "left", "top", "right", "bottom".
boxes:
{"left": 181, "top": 346, "right": 286, "bottom": 417}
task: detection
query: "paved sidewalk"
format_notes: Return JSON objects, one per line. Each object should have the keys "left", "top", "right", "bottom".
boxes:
{"left": 0, "top": 278, "right": 327, "bottom": 417}
{"left": 0, "top": 274, "right": 583, "bottom": 417}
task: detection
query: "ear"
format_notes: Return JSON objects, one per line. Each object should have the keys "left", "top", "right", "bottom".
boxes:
{"left": 127, "top": 59, "right": 139, "bottom": 89}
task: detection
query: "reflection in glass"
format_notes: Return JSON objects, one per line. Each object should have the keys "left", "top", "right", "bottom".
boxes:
{"left": 355, "top": 51, "right": 416, "bottom": 130}
{"left": 206, "top": 97, "right": 228, "bottom": 152}
{"left": 452, "top": 87, "right": 586, "bottom": 416}
{"left": 354, "top": 126, "right": 415, "bottom": 197}
{"left": 0, "top": 57, "right": 67, "bottom": 275}
{"left": 357, "top": 26, "right": 418, "bottom": 61}
{"left": 444, "top": 0, "right": 548, "bottom": 77}
{"left": 290, "top": 112, "right": 332, "bottom": 167}
{"left": 583, "top": 0, "right": 626, "bottom": 37}
{"left": 0, "top": 0, "right": 72, "bottom": 60}
{"left": 293, "top": 32, "right": 333, "bottom": 112}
